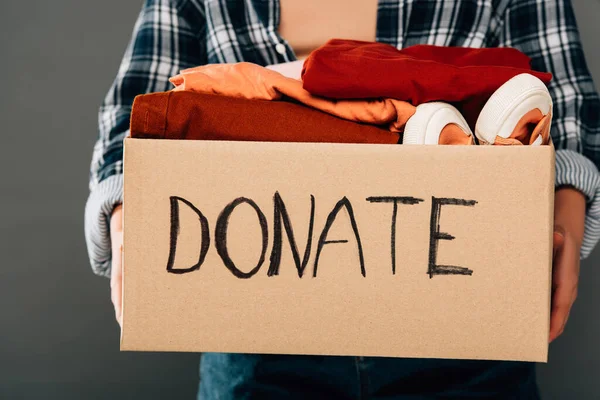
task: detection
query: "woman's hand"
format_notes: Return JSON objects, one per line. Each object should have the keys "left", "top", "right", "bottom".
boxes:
{"left": 549, "top": 187, "right": 586, "bottom": 342}
{"left": 110, "top": 204, "right": 124, "bottom": 327}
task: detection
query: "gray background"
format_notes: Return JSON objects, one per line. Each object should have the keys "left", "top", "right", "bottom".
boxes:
{"left": 0, "top": 0, "right": 598, "bottom": 398}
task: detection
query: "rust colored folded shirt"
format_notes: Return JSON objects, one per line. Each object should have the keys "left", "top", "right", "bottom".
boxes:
{"left": 169, "top": 62, "right": 416, "bottom": 134}
{"left": 129, "top": 91, "right": 400, "bottom": 144}
{"left": 301, "top": 39, "right": 553, "bottom": 127}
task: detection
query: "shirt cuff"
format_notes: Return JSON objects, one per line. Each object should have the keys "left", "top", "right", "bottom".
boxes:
{"left": 555, "top": 149, "right": 600, "bottom": 260}
{"left": 84, "top": 174, "right": 123, "bottom": 278}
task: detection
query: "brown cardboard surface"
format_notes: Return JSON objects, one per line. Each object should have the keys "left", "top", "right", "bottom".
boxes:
{"left": 122, "top": 138, "right": 555, "bottom": 362}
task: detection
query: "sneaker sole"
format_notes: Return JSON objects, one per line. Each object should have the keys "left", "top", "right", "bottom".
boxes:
{"left": 403, "top": 102, "right": 473, "bottom": 145}
{"left": 475, "top": 73, "right": 552, "bottom": 145}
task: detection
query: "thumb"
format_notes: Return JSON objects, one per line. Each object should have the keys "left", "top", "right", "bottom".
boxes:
{"left": 553, "top": 229, "right": 565, "bottom": 260}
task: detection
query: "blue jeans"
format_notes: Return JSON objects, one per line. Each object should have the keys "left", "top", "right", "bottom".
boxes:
{"left": 198, "top": 354, "right": 540, "bottom": 399}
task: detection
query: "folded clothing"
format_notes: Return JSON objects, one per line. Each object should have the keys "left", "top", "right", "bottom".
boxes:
{"left": 301, "top": 39, "right": 553, "bottom": 128}
{"left": 266, "top": 59, "right": 305, "bottom": 80}
{"left": 169, "top": 62, "right": 416, "bottom": 133}
{"left": 130, "top": 91, "right": 401, "bottom": 144}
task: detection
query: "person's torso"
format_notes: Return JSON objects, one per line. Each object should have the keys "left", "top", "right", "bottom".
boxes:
{"left": 203, "top": 0, "right": 505, "bottom": 65}
{"left": 278, "top": 0, "right": 378, "bottom": 59}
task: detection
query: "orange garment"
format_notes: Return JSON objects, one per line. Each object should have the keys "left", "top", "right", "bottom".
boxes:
{"left": 129, "top": 91, "right": 400, "bottom": 144}
{"left": 169, "top": 62, "right": 416, "bottom": 133}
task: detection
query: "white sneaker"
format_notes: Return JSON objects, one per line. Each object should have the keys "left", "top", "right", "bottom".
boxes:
{"left": 475, "top": 73, "right": 552, "bottom": 146}
{"left": 403, "top": 102, "right": 474, "bottom": 145}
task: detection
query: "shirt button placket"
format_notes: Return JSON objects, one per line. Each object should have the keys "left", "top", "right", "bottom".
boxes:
{"left": 275, "top": 43, "right": 287, "bottom": 55}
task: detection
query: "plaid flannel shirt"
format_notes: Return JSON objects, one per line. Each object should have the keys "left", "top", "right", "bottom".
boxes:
{"left": 86, "top": 0, "right": 600, "bottom": 277}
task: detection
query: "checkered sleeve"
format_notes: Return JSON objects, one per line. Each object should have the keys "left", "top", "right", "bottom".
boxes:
{"left": 85, "top": 0, "right": 206, "bottom": 277}
{"left": 498, "top": 0, "right": 600, "bottom": 259}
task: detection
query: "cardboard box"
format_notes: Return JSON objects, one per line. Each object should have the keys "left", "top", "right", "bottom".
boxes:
{"left": 122, "top": 138, "right": 555, "bottom": 362}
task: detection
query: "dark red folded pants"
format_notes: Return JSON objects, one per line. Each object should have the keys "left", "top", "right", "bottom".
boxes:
{"left": 301, "top": 39, "right": 553, "bottom": 128}
{"left": 130, "top": 91, "right": 400, "bottom": 144}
